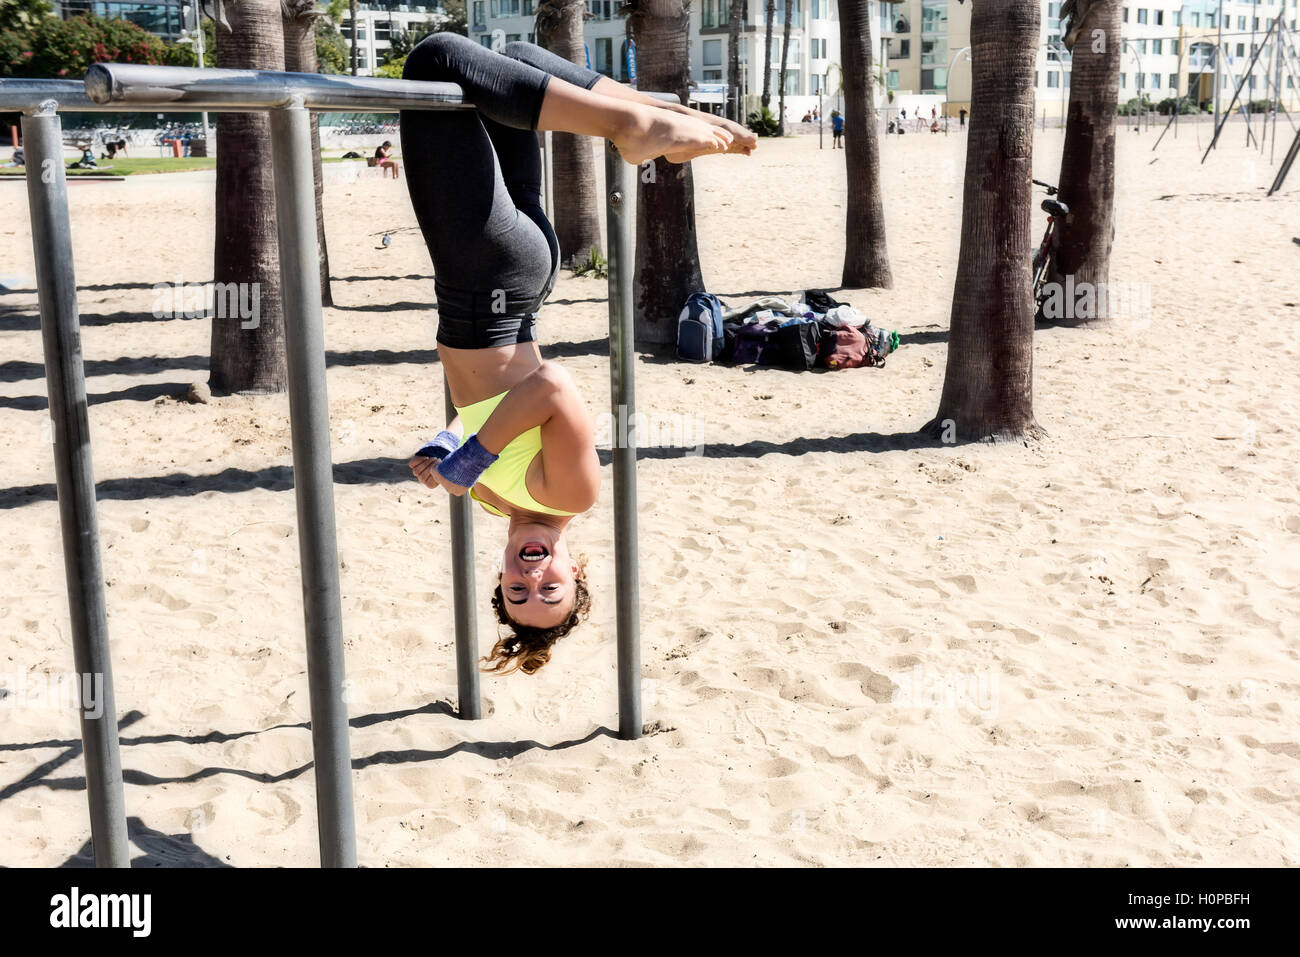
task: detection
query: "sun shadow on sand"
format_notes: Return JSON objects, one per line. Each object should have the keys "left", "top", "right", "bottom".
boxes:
{"left": 5, "top": 703, "right": 621, "bottom": 865}
{"left": 0, "top": 340, "right": 614, "bottom": 392}
{"left": 60, "top": 818, "right": 233, "bottom": 868}
{"left": 0, "top": 428, "right": 941, "bottom": 510}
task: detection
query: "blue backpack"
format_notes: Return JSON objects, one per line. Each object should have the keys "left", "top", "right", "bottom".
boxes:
{"left": 676, "top": 292, "right": 724, "bottom": 362}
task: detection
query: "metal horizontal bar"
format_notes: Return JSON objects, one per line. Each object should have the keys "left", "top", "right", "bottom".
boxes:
{"left": 84, "top": 63, "right": 468, "bottom": 113}
{"left": 1, "top": 67, "right": 678, "bottom": 115}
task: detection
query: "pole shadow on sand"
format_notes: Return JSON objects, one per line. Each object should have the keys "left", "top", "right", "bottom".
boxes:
{"left": 2, "top": 703, "right": 623, "bottom": 867}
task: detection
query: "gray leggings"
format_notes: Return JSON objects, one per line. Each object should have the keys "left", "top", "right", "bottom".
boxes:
{"left": 399, "top": 34, "right": 605, "bottom": 349}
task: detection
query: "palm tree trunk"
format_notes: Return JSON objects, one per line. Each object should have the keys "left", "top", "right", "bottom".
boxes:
{"left": 282, "top": 0, "right": 333, "bottom": 307}
{"left": 777, "top": 0, "right": 792, "bottom": 134}
{"left": 211, "top": 0, "right": 286, "bottom": 395}
{"left": 1047, "top": 0, "right": 1120, "bottom": 308}
{"left": 925, "top": 0, "right": 1040, "bottom": 442}
{"left": 536, "top": 1, "right": 603, "bottom": 267}
{"left": 727, "top": 0, "right": 744, "bottom": 122}
{"left": 839, "top": 0, "right": 891, "bottom": 288}
{"left": 627, "top": 0, "right": 705, "bottom": 347}
{"left": 761, "top": 0, "right": 775, "bottom": 109}
{"left": 349, "top": 0, "right": 358, "bottom": 75}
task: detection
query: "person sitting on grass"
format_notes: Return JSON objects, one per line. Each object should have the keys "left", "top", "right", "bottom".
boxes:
{"left": 69, "top": 145, "right": 97, "bottom": 170}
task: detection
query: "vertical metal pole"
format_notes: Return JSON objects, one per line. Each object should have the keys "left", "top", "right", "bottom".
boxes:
{"left": 445, "top": 378, "right": 481, "bottom": 720}
{"left": 268, "top": 103, "right": 356, "bottom": 868}
{"left": 23, "top": 104, "right": 130, "bottom": 869}
{"left": 1214, "top": 0, "right": 1223, "bottom": 128}
{"left": 542, "top": 129, "right": 554, "bottom": 226}
{"left": 603, "top": 140, "right": 641, "bottom": 741}
{"left": 1271, "top": 17, "right": 1283, "bottom": 163}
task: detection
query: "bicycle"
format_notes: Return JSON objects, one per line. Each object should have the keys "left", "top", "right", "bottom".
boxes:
{"left": 1031, "top": 179, "right": 1069, "bottom": 319}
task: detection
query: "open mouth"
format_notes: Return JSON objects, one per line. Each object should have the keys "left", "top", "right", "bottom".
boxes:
{"left": 519, "top": 542, "right": 549, "bottom": 562}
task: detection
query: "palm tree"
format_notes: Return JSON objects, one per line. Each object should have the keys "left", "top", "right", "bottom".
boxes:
{"left": 925, "top": 0, "right": 1041, "bottom": 441}
{"left": 627, "top": 0, "right": 706, "bottom": 346}
{"left": 282, "top": 0, "right": 333, "bottom": 307}
{"left": 1047, "top": 0, "right": 1120, "bottom": 312}
{"left": 210, "top": 0, "right": 287, "bottom": 395}
{"left": 839, "top": 0, "right": 892, "bottom": 288}
{"left": 727, "top": 0, "right": 745, "bottom": 122}
{"left": 535, "top": 0, "right": 603, "bottom": 267}
{"left": 776, "top": 0, "right": 792, "bottom": 134}
{"left": 761, "top": 0, "right": 775, "bottom": 109}
{"left": 349, "top": 0, "right": 359, "bottom": 75}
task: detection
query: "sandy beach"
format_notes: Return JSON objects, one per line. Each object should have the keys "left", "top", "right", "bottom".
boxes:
{"left": 1, "top": 121, "right": 1297, "bottom": 867}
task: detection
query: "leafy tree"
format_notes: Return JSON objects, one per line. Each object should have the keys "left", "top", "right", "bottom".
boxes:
{"left": 374, "top": 54, "right": 405, "bottom": 78}
{"left": 0, "top": 0, "right": 54, "bottom": 32}
{"left": 315, "top": 15, "right": 347, "bottom": 73}
{"left": 1, "top": 14, "right": 166, "bottom": 78}
{"left": 435, "top": 0, "right": 468, "bottom": 35}
{"left": 382, "top": 22, "right": 437, "bottom": 65}
{"left": 162, "top": 18, "right": 216, "bottom": 67}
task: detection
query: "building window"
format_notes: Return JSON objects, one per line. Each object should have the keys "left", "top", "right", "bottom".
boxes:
{"left": 1150, "top": 73, "right": 1160, "bottom": 89}
{"left": 595, "top": 36, "right": 612, "bottom": 76}
{"left": 702, "top": 0, "right": 732, "bottom": 28}
{"left": 704, "top": 69, "right": 723, "bottom": 81}
{"left": 703, "top": 38, "right": 723, "bottom": 68}
{"left": 1168, "top": 73, "right": 1177, "bottom": 90}
{"left": 921, "top": 1, "right": 947, "bottom": 35}
{"left": 1047, "top": 71, "right": 1059, "bottom": 88}
{"left": 473, "top": 1, "right": 485, "bottom": 28}
{"left": 920, "top": 67, "right": 946, "bottom": 93}
{"left": 921, "top": 37, "right": 946, "bottom": 67}
{"left": 1136, "top": 8, "right": 1146, "bottom": 25}
{"left": 1152, "top": 39, "right": 1161, "bottom": 55}
{"left": 1120, "top": 72, "right": 1126, "bottom": 88}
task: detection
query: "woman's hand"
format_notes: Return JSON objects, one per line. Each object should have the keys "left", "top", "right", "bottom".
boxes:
{"left": 408, "top": 455, "right": 469, "bottom": 497}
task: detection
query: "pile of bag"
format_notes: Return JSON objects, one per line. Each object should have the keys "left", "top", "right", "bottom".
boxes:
{"left": 676, "top": 288, "right": 900, "bottom": 372}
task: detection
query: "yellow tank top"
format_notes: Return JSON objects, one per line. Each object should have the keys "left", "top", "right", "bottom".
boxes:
{"left": 453, "top": 390, "right": 576, "bottom": 519}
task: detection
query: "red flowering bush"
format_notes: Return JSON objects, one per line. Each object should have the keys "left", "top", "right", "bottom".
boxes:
{"left": 1, "top": 15, "right": 166, "bottom": 78}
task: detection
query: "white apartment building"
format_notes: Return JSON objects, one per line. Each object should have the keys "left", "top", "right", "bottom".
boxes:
{"left": 343, "top": 1, "right": 451, "bottom": 73}
{"left": 350, "top": 1, "right": 1298, "bottom": 119}
{"left": 478, "top": 1, "right": 896, "bottom": 120}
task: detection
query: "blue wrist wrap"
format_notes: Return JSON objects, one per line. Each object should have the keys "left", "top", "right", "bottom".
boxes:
{"left": 414, "top": 429, "right": 460, "bottom": 462}
{"left": 436, "top": 433, "right": 498, "bottom": 488}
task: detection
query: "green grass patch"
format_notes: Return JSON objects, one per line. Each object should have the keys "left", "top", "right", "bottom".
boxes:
{"left": 0, "top": 156, "right": 218, "bottom": 177}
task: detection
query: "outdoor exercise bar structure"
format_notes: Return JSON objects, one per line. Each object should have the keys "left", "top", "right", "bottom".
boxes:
{"left": 1, "top": 62, "right": 657, "bottom": 867}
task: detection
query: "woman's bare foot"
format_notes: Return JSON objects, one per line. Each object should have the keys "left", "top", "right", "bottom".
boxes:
{"left": 613, "top": 105, "right": 734, "bottom": 165}
{"left": 696, "top": 112, "right": 758, "bottom": 155}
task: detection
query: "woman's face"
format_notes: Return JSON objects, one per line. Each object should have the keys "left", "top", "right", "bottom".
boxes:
{"left": 500, "top": 523, "right": 581, "bottom": 629}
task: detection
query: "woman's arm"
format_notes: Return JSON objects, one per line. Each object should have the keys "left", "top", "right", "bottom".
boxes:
{"left": 424, "top": 362, "right": 599, "bottom": 509}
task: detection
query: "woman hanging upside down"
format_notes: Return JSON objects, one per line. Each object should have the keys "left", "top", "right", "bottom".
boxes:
{"left": 401, "top": 34, "right": 755, "bottom": 675}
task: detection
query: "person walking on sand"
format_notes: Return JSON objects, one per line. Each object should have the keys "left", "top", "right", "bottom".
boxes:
{"left": 401, "top": 33, "right": 755, "bottom": 674}
{"left": 831, "top": 109, "right": 844, "bottom": 148}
